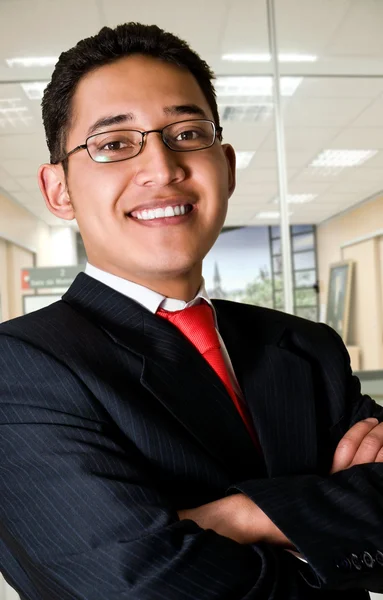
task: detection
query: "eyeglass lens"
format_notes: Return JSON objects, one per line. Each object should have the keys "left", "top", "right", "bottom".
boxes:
{"left": 87, "top": 120, "right": 216, "bottom": 163}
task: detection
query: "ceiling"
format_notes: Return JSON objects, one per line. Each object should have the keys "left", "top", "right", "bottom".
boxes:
{"left": 1, "top": 0, "right": 383, "bottom": 227}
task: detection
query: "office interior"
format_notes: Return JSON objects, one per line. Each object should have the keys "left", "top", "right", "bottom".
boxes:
{"left": 0, "top": 0, "right": 383, "bottom": 598}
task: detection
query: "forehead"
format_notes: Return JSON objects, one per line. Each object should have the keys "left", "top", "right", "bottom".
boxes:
{"left": 70, "top": 55, "right": 212, "bottom": 136}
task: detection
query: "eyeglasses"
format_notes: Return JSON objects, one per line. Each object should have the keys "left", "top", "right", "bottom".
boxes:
{"left": 54, "top": 119, "right": 223, "bottom": 164}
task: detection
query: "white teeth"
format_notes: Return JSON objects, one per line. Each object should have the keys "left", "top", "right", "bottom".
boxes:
{"left": 164, "top": 206, "right": 175, "bottom": 217}
{"left": 132, "top": 204, "right": 191, "bottom": 221}
{"left": 155, "top": 208, "right": 165, "bottom": 218}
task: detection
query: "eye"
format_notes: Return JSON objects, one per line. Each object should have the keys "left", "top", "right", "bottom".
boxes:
{"left": 175, "top": 129, "right": 199, "bottom": 142}
{"left": 101, "top": 140, "right": 129, "bottom": 152}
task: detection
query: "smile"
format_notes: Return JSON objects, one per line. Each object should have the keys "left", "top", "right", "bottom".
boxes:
{"left": 129, "top": 204, "right": 194, "bottom": 221}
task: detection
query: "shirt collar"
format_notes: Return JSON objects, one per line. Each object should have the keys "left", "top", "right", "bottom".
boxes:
{"left": 85, "top": 263, "right": 216, "bottom": 322}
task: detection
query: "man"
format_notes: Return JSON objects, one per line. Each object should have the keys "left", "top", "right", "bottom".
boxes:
{"left": 1, "top": 22, "right": 383, "bottom": 600}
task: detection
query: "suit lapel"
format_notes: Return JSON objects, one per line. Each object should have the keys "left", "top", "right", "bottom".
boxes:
{"left": 215, "top": 301, "right": 318, "bottom": 477}
{"left": 63, "top": 274, "right": 261, "bottom": 479}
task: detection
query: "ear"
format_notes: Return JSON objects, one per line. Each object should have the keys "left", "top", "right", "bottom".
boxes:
{"left": 38, "top": 163, "right": 75, "bottom": 221}
{"left": 222, "top": 144, "right": 236, "bottom": 198}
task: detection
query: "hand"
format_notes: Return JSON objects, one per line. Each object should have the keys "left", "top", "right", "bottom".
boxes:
{"left": 331, "top": 417, "right": 383, "bottom": 474}
{"left": 178, "top": 494, "right": 293, "bottom": 547}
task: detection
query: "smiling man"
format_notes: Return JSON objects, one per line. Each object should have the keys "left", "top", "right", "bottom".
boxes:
{"left": 1, "top": 22, "right": 383, "bottom": 600}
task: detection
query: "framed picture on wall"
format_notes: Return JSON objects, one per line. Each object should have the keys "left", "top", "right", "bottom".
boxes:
{"left": 326, "top": 260, "right": 354, "bottom": 342}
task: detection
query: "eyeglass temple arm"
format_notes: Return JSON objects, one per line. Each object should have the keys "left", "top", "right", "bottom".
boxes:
{"left": 52, "top": 144, "right": 87, "bottom": 165}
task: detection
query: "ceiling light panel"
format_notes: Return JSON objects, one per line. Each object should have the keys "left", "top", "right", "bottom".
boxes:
{"left": 236, "top": 151, "right": 256, "bottom": 169}
{"left": 310, "top": 149, "right": 378, "bottom": 168}
{"left": 273, "top": 194, "right": 318, "bottom": 204}
{"left": 219, "top": 103, "right": 273, "bottom": 123}
{"left": 216, "top": 76, "right": 302, "bottom": 97}
{"left": 0, "top": 98, "right": 32, "bottom": 128}
{"left": 21, "top": 82, "right": 48, "bottom": 100}
{"left": 255, "top": 211, "right": 293, "bottom": 219}
{"left": 222, "top": 53, "right": 317, "bottom": 63}
{"left": 6, "top": 56, "right": 58, "bottom": 68}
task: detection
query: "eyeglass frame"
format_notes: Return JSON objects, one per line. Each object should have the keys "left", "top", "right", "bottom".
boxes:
{"left": 53, "top": 119, "right": 223, "bottom": 165}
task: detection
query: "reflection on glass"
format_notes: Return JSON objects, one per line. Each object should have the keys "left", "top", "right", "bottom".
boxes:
{"left": 293, "top": 250, "right": 315, "bottom": 271}
{"left": 274, "top": 274, "right": 284, "bottom": 291}
{"left": 272, "top": 237, "right": 281, "bottom": 255}
{"left": 203, "top": 227, "right": 273, "bottom": 308}
{"left": 295, "top": 270, "right": 316, "bottom": 288}
{"left": 292, "top": 233, "right": 315, "bottom": 252}
{"left": 296, "top": 307, "right": 318, "bottom": 321}
{"left": 292, "top": 225, "right": 314, "bottom": 235}
{"left": 273, "top": 254, "right": 282, "bottom": 274}
{"left": 295, "top": 288, "right": 317, "bottom": 307}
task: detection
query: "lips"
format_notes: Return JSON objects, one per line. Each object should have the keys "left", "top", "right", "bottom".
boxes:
{"left": 125, "top": 196, "right": 195, "bottom": 217}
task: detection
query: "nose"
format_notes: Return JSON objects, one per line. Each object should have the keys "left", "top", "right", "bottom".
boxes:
{"left": 133, "top": 131, "right": 186, "bottom": 188}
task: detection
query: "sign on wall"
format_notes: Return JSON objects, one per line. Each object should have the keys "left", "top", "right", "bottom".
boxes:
{"left": 21, "top": 266, "right": 83, "bottom": 290}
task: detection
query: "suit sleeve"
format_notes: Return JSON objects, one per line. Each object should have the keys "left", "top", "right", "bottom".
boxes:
{"left": 0, "top": 334, "right": 331, "bottom": 600}
{"left": 231, "top": 324, "right": 383, "bottom": 593}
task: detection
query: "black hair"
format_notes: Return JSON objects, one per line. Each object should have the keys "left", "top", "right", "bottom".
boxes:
{"left": 42, "top": 22, "right": 220, "bottom": 166}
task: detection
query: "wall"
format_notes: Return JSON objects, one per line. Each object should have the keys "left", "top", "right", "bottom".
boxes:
{"left": 0, "top": 191, "right": 51, "bottom": 264}
{"left": 0, "top": 191, "right": 78, "bottom": 321}
{"left": 317, "top": 195, "right": 383, "bottom": 370}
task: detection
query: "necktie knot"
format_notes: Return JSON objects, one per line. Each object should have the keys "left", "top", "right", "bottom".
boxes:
{"left": 156, "top": 303, "right": 220, "bottom": 355}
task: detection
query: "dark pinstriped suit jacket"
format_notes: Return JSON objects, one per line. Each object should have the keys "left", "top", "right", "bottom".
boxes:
{"left": 1, "top": 272, "right": 383, "bottom": 600}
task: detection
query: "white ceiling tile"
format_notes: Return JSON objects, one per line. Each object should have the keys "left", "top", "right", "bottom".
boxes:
{"left": 329, "top": 129, "right": 383, "bottom": 150}
{"left": 0, "top": 177, "right": 21, "bottom": 193}
{"left": 229, "top": 194, "right": 268, "bottom": 209}
{"left": 221, "top": 0, "right": 268, "bottom": 55}
{"left": 247, "top": 151, "right": 277, "bottom": 169}
{"left": 326, "top": 0, "right": 383, "bottom": 57}
{"left": 289, "top": 167, "right": 342, "bottom": 185}
{"left": 18, "top": 176, "right": 41, "bottom": 192}
{"left": 329, "top": 178, "right": 380, "bottom": 194}
{"left": 0, "top": 133, "right": 48, "bottom": 161}
{"left": 288, "top": 179, "right": 333, "bottom": 195}
{"left": 2, "top": 159, "right": 37, "bottom": 177}
{"left": 352, "top": 97, "right": 383, "bottom": 127}
{"left": 101, "top": 0, "right": 226, "bottom": 55}
{"left": 344, "top": 168, "right": 383, "bottom": 184}
{"left": 234, "top": 182, "right": 278, "bottom": 196}
{"left": 295, "top": 77, "right": 383, "bottom": 99}
{"left": 12, "top": 190, "right": 34, "bottom": 206}
{"left": 317, "top": 193, "right": 365, "bottom": 206}
{"left": 241, "top": 168, "right": 278, "bottom": 185}
{"left": 275, "top": 0, "right": 351, "bottom": 55}
{"left": 224, "top": 123, "right": 272, "bottom": 151}
{"left": 262, "top": 127, "right": 339, "bottom": 153}
{"left": 284, "top": 97, "right": 372, "bottom": 128}
{"left": 0, "top": 0, "right": 101, "bottom": 59}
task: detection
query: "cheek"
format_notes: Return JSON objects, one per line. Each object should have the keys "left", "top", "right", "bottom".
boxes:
{"left": 68, "top": 165, "right": 128, "bottom": 219}
{"left": 193, "top": 155, "right": 229, "bottom": 210}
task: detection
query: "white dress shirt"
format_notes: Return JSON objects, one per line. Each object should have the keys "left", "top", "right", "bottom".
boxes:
{"left": 85, "top": 263, "right": 243, "bottom": 398}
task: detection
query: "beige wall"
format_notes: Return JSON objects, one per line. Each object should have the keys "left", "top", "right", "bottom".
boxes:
{"left": 317, "top": 195, "right": 383, "bottom": 370}
{"left": 0, "top": 191, "right": 51, "bottom": 264}
{"left": 0, "top": 191, "right": 51, "bottom": 321}
{"left": 0, "top": 238, "right": 8, "bottom": 322}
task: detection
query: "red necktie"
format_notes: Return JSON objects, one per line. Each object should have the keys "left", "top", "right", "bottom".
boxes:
{"left": 157, "top": 303, "right": 259, "bottom": 447}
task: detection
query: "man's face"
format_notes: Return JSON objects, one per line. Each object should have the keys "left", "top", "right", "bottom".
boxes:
{"left": 44, "top": 55, "right": 236, "bottom": 291}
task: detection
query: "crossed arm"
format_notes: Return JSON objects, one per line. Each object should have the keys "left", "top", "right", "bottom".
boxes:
{"left": 2, "top": 330, "right": 383, "bottom": 598}
{"left": 178, "top": 417, "right": 383, "bottom": 547}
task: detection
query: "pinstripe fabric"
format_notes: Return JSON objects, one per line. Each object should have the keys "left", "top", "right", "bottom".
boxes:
{"left": 0, "top": 272, "right": 382, "bottom": 599}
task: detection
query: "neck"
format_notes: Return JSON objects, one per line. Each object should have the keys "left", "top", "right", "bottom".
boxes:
{"left": 91, "top": 262, "right": 203, "bottom": 302}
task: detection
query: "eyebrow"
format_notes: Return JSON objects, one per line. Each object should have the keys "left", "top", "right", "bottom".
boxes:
{"left": 86, "top": 104, "right": 208, "bottom": 137}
